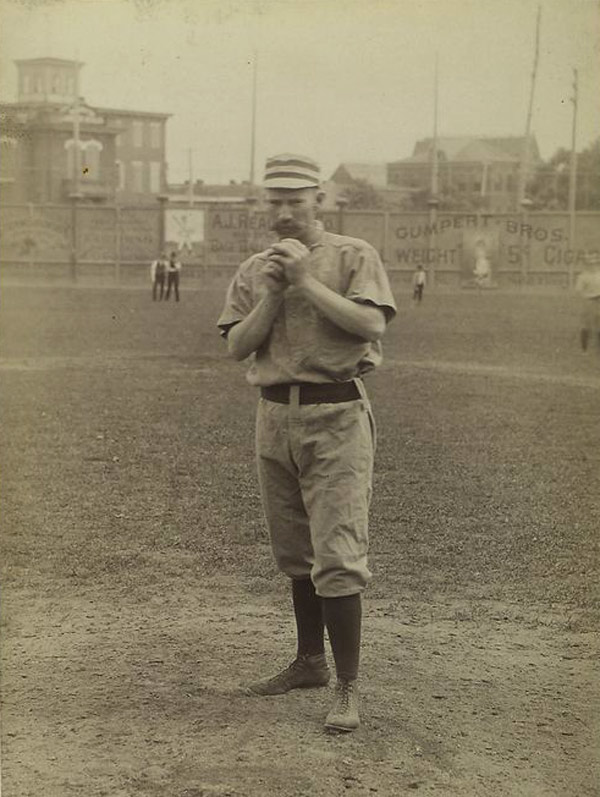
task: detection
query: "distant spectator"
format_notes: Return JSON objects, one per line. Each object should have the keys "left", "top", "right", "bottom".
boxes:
{"left": 412, "top": 264, "right": 427, "bottom": 302}
{"left": 150, "top": 252, "right": 167, "bottom": 301}
{"left": 575, "top": 252, "right": 600, "bottom": 352}
{"left": 165, "top": 251, "right": 182, "bottom": 302}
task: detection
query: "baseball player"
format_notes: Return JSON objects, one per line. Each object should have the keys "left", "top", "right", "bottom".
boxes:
{"left": 217, "top": 153, "right": 397, "bottom": 732}
{"left": 412, "top": 264, "right": 426, "bottom": 302}
{"left": 575, "top": 251, "right": 600, "bottom": 351}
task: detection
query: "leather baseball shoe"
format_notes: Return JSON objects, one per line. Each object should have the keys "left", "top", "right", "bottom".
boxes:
{"left": 325, "top": 679, "right": 360, "bottom": 732}
{"left": 246, "top": 653, "right": 330, "bottom": 696}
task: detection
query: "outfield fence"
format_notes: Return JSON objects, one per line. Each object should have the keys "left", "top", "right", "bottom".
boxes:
{"left": 1, "top": 201, "right": 599, "bottom": 289}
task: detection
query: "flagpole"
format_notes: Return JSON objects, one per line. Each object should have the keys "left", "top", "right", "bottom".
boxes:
{"left": 518, "top": 5, "right": 541, "bottom": 209}
{"left": 249, "top": 51, "right": 257, "bottom": 185}
{"left": 428, "top": 53, "right": 439, "bottom": 288}
{"left": 431, "top": 52, "right": 439, "bottom": 199}
{"left": 568, "top": 68, "right": 578, "bottom": 289}
{"left": 188, "top": 148, "right": 193, "bottom": 207}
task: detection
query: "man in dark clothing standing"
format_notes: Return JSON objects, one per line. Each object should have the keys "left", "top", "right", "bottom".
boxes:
{"left": 165, "top": 251, "right": 182, "bottom": 302}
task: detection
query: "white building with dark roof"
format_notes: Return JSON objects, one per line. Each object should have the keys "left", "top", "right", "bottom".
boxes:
{"left": 0, "top": 57, "right": 170, "bottom": 204}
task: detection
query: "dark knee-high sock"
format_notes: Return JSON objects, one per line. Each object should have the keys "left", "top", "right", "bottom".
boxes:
{"left": 322, "top": 593, "right": 362, "bottom": 681}
{"left": 292, "top": 578, "right": 325, "bottom": 657}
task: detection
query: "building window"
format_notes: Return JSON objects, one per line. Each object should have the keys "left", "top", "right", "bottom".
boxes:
{"left": 82, "top": 141, "right": 102, "bottom": 180}
{"left": 66, "top": 76, "right": 75, "bottom": 96}
{"left": 150, "top": 122, "right": 161, "bottom": 149}
{"left": 131, "top": 160, "right": 144, "bottom": 192}
{"left": 149, "top": 161, "right": 161, "bottom": 193}
{"left": 132, "top": 121, "right": 144, "bottom": 148}
{"left": 23, "top": 75, "right": 31, "bottom": 94}
{"left": 0, "top": 137, "right": 18, "bottom": 182}
{"left": 65, "top": 139, "right": 82, "bottom": 178}
{"left": 52, "top": 73, "right": 62, "bottom": 93}
{"left": 34, "top": 74, "right": 43, "bottom": 93}
{"left": 65, "top": 139, "right": 103, "bottom": 180}
{"left": 115, "top": 160, "right": 125, "bottom": 191}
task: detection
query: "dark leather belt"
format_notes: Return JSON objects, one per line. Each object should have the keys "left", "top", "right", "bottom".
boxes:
{"left": 261, "top": 381, "right": 360, "bottom": 405}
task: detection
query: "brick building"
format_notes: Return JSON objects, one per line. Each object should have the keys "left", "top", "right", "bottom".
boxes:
{"left": 0, "top": 58, "right": 169, "bottom": 205}
{"left": 387, "top": 136, "right": 541, "bottom": 212}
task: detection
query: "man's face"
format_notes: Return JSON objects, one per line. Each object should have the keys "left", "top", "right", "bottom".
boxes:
{"left": 266, "top": 187, "right": 319, "bottom": 241}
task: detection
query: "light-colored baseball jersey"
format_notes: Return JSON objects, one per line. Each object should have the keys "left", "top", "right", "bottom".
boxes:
{"left": 217, "top": 230, "right": 397, "bottom": 386}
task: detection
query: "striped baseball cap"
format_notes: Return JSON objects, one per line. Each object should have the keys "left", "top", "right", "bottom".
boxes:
{"left": 263, "top": 153, "right": 321, "bottom": 189}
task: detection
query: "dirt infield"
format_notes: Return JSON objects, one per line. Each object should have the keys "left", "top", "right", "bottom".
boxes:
{"left": 1, "top": 285, "right": 599, "bottom": 796}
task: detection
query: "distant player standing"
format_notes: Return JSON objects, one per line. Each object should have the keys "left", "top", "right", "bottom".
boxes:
{"left": 412, "top": 264, "right": 427, "bottom": 302}
{"left": 575, "top": 251, "right": 600, "bottom": 352}
{"left": 217, "top": 154, "right": 396, "bottom": 732}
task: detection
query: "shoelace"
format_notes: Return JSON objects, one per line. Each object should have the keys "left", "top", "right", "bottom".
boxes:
{"left": 338, "top": 681, "right": 353, "bottom": 708}
{"left": 268, "top": 659, "right": 302, "bottom": 685}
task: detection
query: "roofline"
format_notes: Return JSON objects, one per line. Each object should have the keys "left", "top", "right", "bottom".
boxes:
{"left": 416, "top": 134, "right": 539, "bottom": 141}
{"left": 15, "top": 58, "right": 85, "bottom": 67}
{"left": 95, "top": 106, "right": 171, "bottom": 119}
{"left": 0, "top": 100, "right": 171, "bottom": 119}
{"left": 388, "top": 157, "right": 527, "bottom": 166}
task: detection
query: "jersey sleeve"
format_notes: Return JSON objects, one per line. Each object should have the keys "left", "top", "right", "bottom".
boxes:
{"left": 344, "top": 244, "right": 397, "bottom": 322}
{"left": 217, "top": 258, "right": 256, "bottom": 337}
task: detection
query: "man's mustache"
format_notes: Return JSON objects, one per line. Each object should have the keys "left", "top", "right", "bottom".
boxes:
{"left": 273, "top": 221, "right": 301, "bottom": 233}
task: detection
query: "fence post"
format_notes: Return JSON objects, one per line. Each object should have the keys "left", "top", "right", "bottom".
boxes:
{"left": 520, "top": 198, "right": 533, "bottom": 285}
{"left": 157, "top": 194, "right": 169, "bottom": 252}
{"left": 69, "top": 192, "right": 82, "bottom": 284}
{"left": 383, "top": 211, "right": 390, "bottom": 269}
{"left": 427, "top": 197, "right": 439, "bottom": 288}
{"left": 568, "top": 208, "right": 577, "bottom": 290}
{"left": 115, "top": 205, "right": 121, "bottom": 285}
{"left": 28, "top": 202, "right": 35, "bottom": 277}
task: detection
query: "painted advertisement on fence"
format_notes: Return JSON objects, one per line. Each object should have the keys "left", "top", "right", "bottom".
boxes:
{"left": 0, "top": 205, "right": 71, "bottom": 261}
{"left": 2, "top": 204, "right": 599, "bottom": 285}
{"left": 387, "top": 214, "right": 599, "bottom": 276}
{"left": 463, "top": 228, "right": 500, "bottom": 287}
{"left": 201, "top": 208, "right": 600, "bottom": 281}
{"left": 78, "top": 207, "right": 117, "bottom": 261}
{"left": 165, "top": 208, "right": 205, "bottom": 253}
{"left": 119, "top": 208, "right": 161, "bottom": 261}
{"left": 206, "top": 208, "right": 273, "bottom": 265}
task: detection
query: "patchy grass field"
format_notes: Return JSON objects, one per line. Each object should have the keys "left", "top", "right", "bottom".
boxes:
{"left": 1, "top": 282, "right": 599, "bottom": 797}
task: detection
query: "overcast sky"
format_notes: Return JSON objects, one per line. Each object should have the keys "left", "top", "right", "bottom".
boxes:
{"left": 1, "top": 0, "right": 599, "bottom": 184}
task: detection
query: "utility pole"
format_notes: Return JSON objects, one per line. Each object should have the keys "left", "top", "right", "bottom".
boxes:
{"left": 428, "top": 53, "right": 440, "bottom": 287}
{"left": 249, "top": 51, "right": 257, "bottom": 185}
{"left": 518, "top": 5, "right": 541, "bottom": 208}
{"left": 188, "top": 148, "right": 194, "bottom": 207}
{"left": 72, "top": 97, "right": 81, "bottom": 195}
{"left": 68, "top": 62, "right": 83, "bottom": 283}
{"left": 431, "top": 53, "right": 439, "bottom": 199}
{"left": 568, "top": 68, "right": 578, "bottom": 289}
